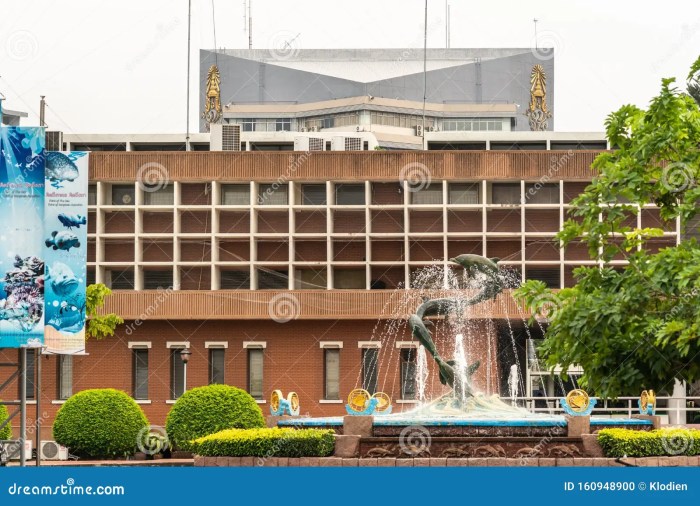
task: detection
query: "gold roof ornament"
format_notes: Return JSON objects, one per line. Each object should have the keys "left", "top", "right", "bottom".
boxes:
{"left": 525, "top": 64, "right": 552, "bottom": 131}
{"left": 203, "top": 64, "right": 222, "bottom": 129}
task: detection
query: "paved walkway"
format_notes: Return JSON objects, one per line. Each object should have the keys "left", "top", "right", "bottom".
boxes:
{"left": 7, "top": 458, "right": 194, "bottom": 467}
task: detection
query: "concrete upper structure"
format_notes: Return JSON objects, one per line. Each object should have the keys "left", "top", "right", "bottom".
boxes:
{"left": 200, "top": 48, "right": 555, "bottom": 140}
{"left": 0, "top": 107, "right": 28, "bottom": 126}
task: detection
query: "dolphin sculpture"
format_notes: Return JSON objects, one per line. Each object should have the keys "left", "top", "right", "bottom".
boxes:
{"left": 449, "top": 254, "right": 500, "bottom": 276}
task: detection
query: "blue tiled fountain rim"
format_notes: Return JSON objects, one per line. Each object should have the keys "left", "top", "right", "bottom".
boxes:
{"left": 277, "top": 416, "right": 653, "bottom": 427}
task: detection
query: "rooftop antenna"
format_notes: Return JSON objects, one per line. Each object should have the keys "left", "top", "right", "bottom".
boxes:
{"left": 445, "top": 1, "right": 451, "bottom": 49}
{"left": 533, "top": 18, "right": 539, "bottom": 49}
{"left": 248, "top": 0, "right": 252, "bottom": 49}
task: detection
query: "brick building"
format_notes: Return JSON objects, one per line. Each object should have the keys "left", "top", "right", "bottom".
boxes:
{"left": 0, "top": 145, "right": 682, "bottom": 438}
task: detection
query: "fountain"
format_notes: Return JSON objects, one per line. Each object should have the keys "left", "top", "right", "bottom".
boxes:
{"left": 278, "top": 254, "right": 655, "bottom": 458}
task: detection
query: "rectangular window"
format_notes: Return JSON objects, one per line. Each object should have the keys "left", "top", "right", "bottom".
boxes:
{"left": 221, "top": 184, "right": 250, "bottom": 205}
{"left": 171, "top": 349, "right": 186, "bottom": 399}
{"left": 492, "top": 183, "right": 521, "bottom": 205}
{"left": 143, "top": 270, "right": 173, "bottom": 290}
{"left": 524, "top": 183, "right": 560, "bottom": 204}
{"left": 301, "top": 184, "right": 327, "bottom": 205}
{"left": 143, "top": 186, "right": 174, "bottom": 205}
{"left": 324, "top": 349, "right": 340, "bottom": 400}
{"left": 258, "top": 184, "right": 288, "bottom": 205}
{"left": 335, "top": 184, "right": 365, "bottom": 205}
{"left": 362, "top": 348, "right": 378, "bottom": 395}
{"left": 111, "top": 184, "right": 135, "bottom": 205}
{"left": 57, "top": 355, "right": 73, "bottom": 400}
{"left": 108, "top": 269, "right": 135, "bottom": 290}
{"left": 209, "top": 348, "right": 225, "bottom": 385}
{"left": 248, "top": 348, "right": 264, "bottom": 400}
{"left": 24, "top": 350, "right": 36, "bottom": 400}
{"left": 449, "top": 183, "right": 480, "bottom": 204}
{"left": 88, "top": 184, "right": 97, "bottom": 206}
{"left": 411, "top": 183, "right": 443, "bottom": 205}
{"left": 400, "top": 349, "right": 416, "bottom": 400}
{"left": 257, "top": 269, "right": 288, "bottom": 289}
{"left": 133, "top": 349, "right": 149, "bottom": 400}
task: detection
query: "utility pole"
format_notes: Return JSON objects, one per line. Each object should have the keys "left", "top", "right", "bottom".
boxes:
{"left": 186, "top": 0, "right": 192, "bottom": 151}
{"left": 421, "top": 0, "right": 427, "bottom": 148}
{"left": 39, "top": 96, "right": 46, "bottom": 127}
{"left": 248, "top": 0, "right": 252, "bottom": 49}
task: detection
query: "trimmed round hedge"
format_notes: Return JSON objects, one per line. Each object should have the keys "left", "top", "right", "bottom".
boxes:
{"left": 53, "top": 389, "right": 149, "bottom": 458}
{"left": 166, "top": 385, "right": 265, "bottom": 450}
{"left": 0, "top": 403, "right": 11, "bottom": 440}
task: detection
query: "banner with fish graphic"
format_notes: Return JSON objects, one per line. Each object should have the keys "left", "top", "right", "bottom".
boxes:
{"left": 44, "top": 152, "right": 88, "bottom": 354}
{"left": 0, "top": 126, "right": 46, "bottom": 348}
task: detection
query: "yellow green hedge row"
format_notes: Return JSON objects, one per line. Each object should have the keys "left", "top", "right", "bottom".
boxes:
{"left": 190, "top": 427, "right": 335, "bottom": 457}
{"left": 598, "top": 427, "right": 700, "bottom": 457}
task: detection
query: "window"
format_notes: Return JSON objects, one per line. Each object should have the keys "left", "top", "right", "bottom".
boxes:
{"left": 221, "top": 269, "right": 250, "bottom": 289}
{"left": 362, "top": 348, "right": 378, "bottom": 395}
{"left": 335, "top": 184, "right": 365, "bottom": 205}
{"left": 276, "top": 119, "right": 291, "bottom": 132}
{"left": 88, "top": 185, "right": 97, "bottom": 206}
{"left": 111, "top": 184, "right": 135, "bottom": 205}
{"left": 524, "top": 183, "right": 560, "bottom": 204}
{"left": 411, "top": 183, "right": 443, "bottom": 205}
{"left": 301, "top": 184, "right": 327, "bottom": 205}
{"left": 324, "top": 349, "right": 340, "bottom": 400}
{"left": 24, "top": 350, "right": 36, "bottom": 400}
{"left": 57, "top": 355, "right": 73, "bottom": 400}
{"left": 133, "top": 349, "right": 149, "bottom": 400}
{"left": 400, "top": 349, "right": 416, "bottom": 400}
{"left": 143, "top": 186, "right": 174, "bottom": 205}
{"left": 525, "top": 267, "right": 561, "bottom": 289}
{"left": 440, "top": 118, "right": 504, "bottom": 131}
{"left": 333, "top": 269, "right": 365, "bottom": 289}
{"left": 171, "top": 349, "right": 186, "bottom": 399}
{"left": 295, "top": 268, "right": 327, "bottom": 289}
{"left": 492, "top": 183, "right": 521, "bottom": 205}
{"left": 209, "top": 348, "right": 225, "bottom": 384}
{"left": 108, "top": 269, "right": 134, "bottom": 290}
{"left": 257, "top": 269, "right": 288, "bottom": 289}
{"left": 449, "top": 183, "right": 480, "bottom": 204}
{"left": 143, "top": 270, "right": 173, "bottom": 290}
{"left": 221, "top": 184, "right": 250, "bottom": 205}
{"left": 248, "top": 348, "right": 264, "bottom": 400}
{"left": 258, "top": 184, "right": 288, "bottom": 205}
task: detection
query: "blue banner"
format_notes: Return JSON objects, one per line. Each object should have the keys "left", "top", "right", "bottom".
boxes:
{"left": 44, "top": 152, "right": 88, "bottom": 354}
{"left": 0, "top": 467, "right": 698, "bottom": 505}
{"left": 0, "top": 126, "right": 45, "bottom": 348}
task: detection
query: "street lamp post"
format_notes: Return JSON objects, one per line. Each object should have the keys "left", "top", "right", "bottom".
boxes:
{"left": 179, "top": 349, "right": 192, "bottom": 396}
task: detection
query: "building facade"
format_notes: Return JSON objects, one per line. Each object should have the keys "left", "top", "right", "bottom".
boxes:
{"left": 0, "top": 146, "right": 683, "bottom": 439}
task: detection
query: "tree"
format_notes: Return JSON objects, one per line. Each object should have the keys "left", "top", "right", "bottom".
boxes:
{"left": 688, "top": 57, "right": 700, "bottom": 107}
{"left": 515, "top": 56, "right": 700, "bottom": 398}
{"left": 85, "top": 283, "right": 123, "bottom": 340}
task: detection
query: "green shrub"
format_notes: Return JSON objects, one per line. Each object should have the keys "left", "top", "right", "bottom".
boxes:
{"left": 166, "top": 385, "right": 265, "bottom": 450}
{"left": 53, "top": 389, "right": 148, "bottom": 458}
{"left": 598, "top": 427, "right": 700, "bottom": 457}
{"left": 190, "top": 427, "right": 335, "bottom": 458}
{"left": 0, "top": 403, "right": 11, "bottom": 440}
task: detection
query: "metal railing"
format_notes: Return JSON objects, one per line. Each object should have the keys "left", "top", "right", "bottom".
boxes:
{"left": 500, "top": 396, "right": 700, "bottom": 421}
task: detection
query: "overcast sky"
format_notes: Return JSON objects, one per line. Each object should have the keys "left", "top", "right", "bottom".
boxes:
{"left": 1, "top": 0, "right": 698, "bottom": 134}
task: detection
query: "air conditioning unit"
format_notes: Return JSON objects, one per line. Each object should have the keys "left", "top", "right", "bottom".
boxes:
{"left": 415, "top": 125, "right": 423, "bottom": 137}
{"left": 300, "top": 127, "right": 307, "bottom": 132}
{"left": 8, "top": 439, "right": 32, "bottom": 461}
{"left": 40, "top": 441, "right": 68, "bottom": 461}
{"left": 45, "top": 131, "right": 64, "bottom": 151}
{"left": 309, "top": 126, "right": 318, "bottom": 132}
{"left": 210, "top": 124, "right": 241, "bottom": 151}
